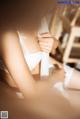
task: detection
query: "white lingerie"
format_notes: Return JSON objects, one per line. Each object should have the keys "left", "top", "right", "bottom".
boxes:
{"left": 16, "top": 32, "right": 74, "bottom": 99}
{"left": 63, "top": 64, "right": 74, "bottom": 87}
{"left": 18, "top": 32, "right": 53, "bottom": 76}
{"left": 54, "top": 65, "right": 74, "bottom": 98}
{"left": 18, "top": 32, "right": 73, "bottom": 83}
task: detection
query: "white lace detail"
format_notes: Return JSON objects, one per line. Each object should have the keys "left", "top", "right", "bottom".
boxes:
{"left": 64, "top": 64, "right": 74, "bottom": 87}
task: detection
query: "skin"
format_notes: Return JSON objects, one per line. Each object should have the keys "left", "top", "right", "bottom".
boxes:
{"left": 1, "top": 32, "right": 37, "bottom": 98}
{"left": 1, "top": 31, "right": 62, "bottom": 99}
{"left": 55, "top": 40, "right": 80, "bottom": 90}
{"left": 65, "top": 69, "right": 80, "bottom": 90}
{"left": 1, "top": 28, "right": 79, "bottom": 102}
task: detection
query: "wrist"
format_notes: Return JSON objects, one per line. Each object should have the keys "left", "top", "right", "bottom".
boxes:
{"left": 51, "top": 37, "right": 58, "bottom": 54}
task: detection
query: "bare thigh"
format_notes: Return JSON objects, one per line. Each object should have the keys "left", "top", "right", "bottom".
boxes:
{"left": 49, "top": 68, "right": 65, "bottom": 84}
{"left": 68, "top": 69, "right": 80, "bottom": 90}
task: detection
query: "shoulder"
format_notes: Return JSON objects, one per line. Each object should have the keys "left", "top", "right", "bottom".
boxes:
{"left": 0, "top": 31, "right": 21, "bottom": 55}
{"left": 0, "top": 31, "right": 20, "bottom": 46}
{"left": 1, "top": 31, "right": 18, "bottom": 40}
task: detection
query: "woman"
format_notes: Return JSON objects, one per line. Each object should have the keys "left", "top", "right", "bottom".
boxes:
{"left": 0, "top": 1, "right": 79, "bottom": 101}
{"left": 0, "top": 0, "right": 60, "bottom": 99}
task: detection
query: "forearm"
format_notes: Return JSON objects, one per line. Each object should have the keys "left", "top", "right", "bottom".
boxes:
{"left": 49, "top": 56, "right": 60, "bottom": 65}
{"left": 1, "top": 31, "right": 37, "bottom": 99}
{"left": 49, "top": 57, "right": 57, "bottom": 64}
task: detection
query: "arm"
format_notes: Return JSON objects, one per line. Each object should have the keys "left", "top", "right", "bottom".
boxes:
{"left": 38, "top": 33, "right": 62, "bottom": 69}
{"left": 49, "top": 56, "right": 62, "bottom": 69}
{"left": 1, "top": 31, "right": 36, "bottom": 98}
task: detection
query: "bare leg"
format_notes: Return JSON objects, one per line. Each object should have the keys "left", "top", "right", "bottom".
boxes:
{"left": 66, "top": 69, "right": 80, "bottom": 90}
{"left": 4, "top": 71, "right": 17, "bottom": 88}
{"left": 51, "top": 65, "right": 80, "bottom": 90}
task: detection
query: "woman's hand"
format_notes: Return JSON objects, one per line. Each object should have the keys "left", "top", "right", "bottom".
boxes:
{"left": 38, "top": 32, "right": 54, "bottom": 54}
{"left": 49, "top": 57, "right": 63, "bottom": 69}
{"left": 55, "top": 61, "right": 63, "bottom": 69}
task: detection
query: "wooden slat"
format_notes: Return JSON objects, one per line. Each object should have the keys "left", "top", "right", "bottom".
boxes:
{"left": 64, "top": 58, "right": 80, "bottom": 63}
{"left": 73, "top": 43, "right": 80, "bottom": 48}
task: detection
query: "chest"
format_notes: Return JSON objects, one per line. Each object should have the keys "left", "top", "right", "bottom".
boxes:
{"left": 19, "top": 32, "right": 41, "bottom": 55}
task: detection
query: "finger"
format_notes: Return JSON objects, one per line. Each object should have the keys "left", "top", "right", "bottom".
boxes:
{"left": 38, "top": 33, "right": 52, "bottom": 38}
{"left": 39, "top": 43, "right": 52, "bottom": 50}
{"left": 40, "top": 48, "right": 50, "bottom": 53}
{"left": 40, "top": 45, "right": 51, "bottom": 50}
{"left": 39, "top": 42, "right": 53, "bottom": 49}
{"left": 39, "top": 32, "right": 51, "bottom": 36}
{"left": 38, "top": 38, "right": 53, "bottom": 43}
{"left": 39, "top": 41, "right": 52, "bottom": 45}
{"left": 40, "top": 46, "right": 51, "bottom": 53}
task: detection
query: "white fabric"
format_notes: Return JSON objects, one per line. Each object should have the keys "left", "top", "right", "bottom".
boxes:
{"left": 54, "top": 82, "right": 69, "bottom": 98}
{"left": 38, "top": 17, "right": 50, "bottom": 76}
{"left": 18, "top": 32, "right": 53, "bottom": 76}
{"left": 25, "top": 51, "right": 53, "bottom": 75}
{"left": 24, "top": 51, "right": 42, "bottom": 71}
{"left": 64, "top": 64, "right": 74, "bottom": 87}
{"left": 76, "top": 63, "right": 80, "bottom": 70}
{"left": 40, "top": 52, "right": 50, "bottom": 76}
{"left": 54, "top": 65, "right": 74, "bottom": 98}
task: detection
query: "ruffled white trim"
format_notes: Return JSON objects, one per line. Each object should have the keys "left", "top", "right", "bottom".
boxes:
{"left": 64, "top": 64, "right": 74, "bottom": 88}
{"left": 54, "top": 82, "right": 69, "bottom": 98}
